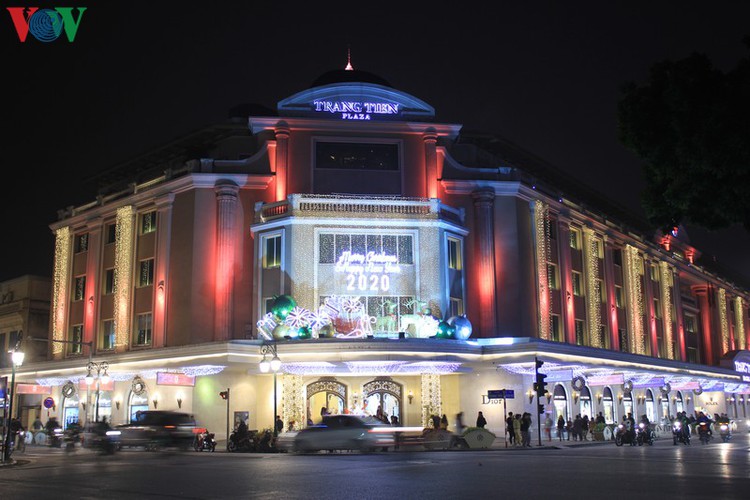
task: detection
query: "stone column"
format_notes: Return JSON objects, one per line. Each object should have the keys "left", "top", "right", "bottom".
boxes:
{"left": 153, "top": 193, "right": 174, "bottom": 348}
{"left": 215, "top": 181, "right": 240, "bottom": 341}
{"left": 672, "top": 270, "right": 687, "bottom": 361}
{"left": 692, "top": 285, "right": 714, "bottom": 365}
{"left": 642, "top": 258, "right": 657, "bottom": 357}
{"left": 556, "top": 217, "right": 575, "bottom": 344}
{"left": 423, "top": 129, "right": 438, "bottom": 199}
{"left": 472, "top": 189, "right": 497, "bottom": 337}
{"left": 603, "top": 238, "right": 619, "bottom": 350}
{"left": 274, "top": 125, "right": 290, "bottom": 202}
{"left": 84, "top": 217, "right": 103, "bottom": 348}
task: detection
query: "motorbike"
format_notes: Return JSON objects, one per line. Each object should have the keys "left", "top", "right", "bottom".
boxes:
{"left": 636, "top": 423, "right": 655, "bottom": 446}
{"left": 672, "top": 421, "right": 690, "bottom": 445}
{"left": 614, "top": 423, "right": 637, "bottom": 446}
{"left": 48, "top": 427, "right": 64, "bottom": 448}
{"left": 228, "top": 430, "right": 255, "bottom": 452}
{"left": 64, "top": 426, "right": 82, "bottom": 453}
{"left": 719, "top": 422, "right": 731, "bottom": 442}
{"left": 697, "top": 421, "right": 711, "bottom": 445}
{"left": 194, "top": 430, "right": 217, "bottom": 452}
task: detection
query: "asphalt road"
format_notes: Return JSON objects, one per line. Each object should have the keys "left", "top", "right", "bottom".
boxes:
{"left": 1, "top": 433, "right": 748, "bottom": 500}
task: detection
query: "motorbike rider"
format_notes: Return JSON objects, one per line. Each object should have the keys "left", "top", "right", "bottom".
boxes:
{"left": 696, "top": 411, "right": 711, "bottom": 438}
{"left": 625, "top": 413, "right": 636, "bottom": 444}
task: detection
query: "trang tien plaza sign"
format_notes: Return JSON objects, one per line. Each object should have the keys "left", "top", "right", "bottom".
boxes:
{"left": 313, "top": 100, "right": 400, "bottom": 120}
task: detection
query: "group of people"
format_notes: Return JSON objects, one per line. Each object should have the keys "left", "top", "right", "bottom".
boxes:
{"left": 505, "top": 411, "right": 533, "bottom": 447}
{"left": 554, "top": 412, "right": 606, "bottom": 441}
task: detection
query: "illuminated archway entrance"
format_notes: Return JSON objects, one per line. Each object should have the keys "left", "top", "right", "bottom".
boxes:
{"left": 306, "top": 377, "right": 347, "bottom": 423}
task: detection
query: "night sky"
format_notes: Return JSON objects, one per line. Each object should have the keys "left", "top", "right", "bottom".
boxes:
{"left": 3, "top": 2, "right": 750, "bottom": 284}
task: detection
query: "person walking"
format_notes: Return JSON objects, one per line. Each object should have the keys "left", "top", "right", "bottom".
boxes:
{"left": 557, "top": 414, "right": 565, "bottom": 441}
{"left": 476, "top": 411, "right": 487, "bottom": 429}
{"left": 581, "top": 414, "right": 590, "bottom": 441}
{"left": 275, "top": 415, "right": 284, "bottom": 434}
{"left": 506, "top": 412, "right": 515, "bottom": 446}
{"left": 513, "top": 413, "right": 522, "bottom": 447}
{"left": 544, "top": 413, "right": 553, "bottom": 441}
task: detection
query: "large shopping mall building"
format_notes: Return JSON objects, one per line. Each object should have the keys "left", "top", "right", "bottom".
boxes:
{"left": 2, "top": 63, "right": 750, "bottom": 441}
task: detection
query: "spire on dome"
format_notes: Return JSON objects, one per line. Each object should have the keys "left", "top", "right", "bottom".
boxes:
{"left": 345, "top": 46, "right": 354, "bottom": 71}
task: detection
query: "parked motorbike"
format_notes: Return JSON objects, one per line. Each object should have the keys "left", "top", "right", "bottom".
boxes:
{"left": 719, "top": 423, "right": 731, "bottom": 442}
{"left": 636, "top": 423, "right": 655, "bottom": 446}
{"left": 697, "top": 422, "right": 711, "bottom": 445}
{"left": 194, "top": 429, "right": 217, "bottom": 452}
{"left": 672, "top": 421, "right": 690, "bottom": 445}
{"left": 228, "top": 430, "right": 255, "bottom": 452}
{"left": 48, "top": 427, "right": 64, "bottom": 448}
{"left": 614, "top": 424, "right": 637, "bottom": 446}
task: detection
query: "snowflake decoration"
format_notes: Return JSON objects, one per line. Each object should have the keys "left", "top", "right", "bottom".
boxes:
{"left": 284, "top": 307, "right": 313, "bottom": 328}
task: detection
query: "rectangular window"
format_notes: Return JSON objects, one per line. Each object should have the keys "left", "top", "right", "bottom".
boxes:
{"left": 264, "top": 234, "right": 282, "bottom": 269}
{"left": 134, "top": 313, "right": 152, "bottom": 346}
{"left": 575, "top": 320, "right": 585, "bottom": 345}
{"left": 615, "top": 285, "right": 624, "bottom": 308}
{"left": 448, "top": 238, "right": 462, "bottom": 270}
{"left": 101, "top": 319, "right": 115, "bottom": 350}
{"left": 449, "top": 298, "right": 464, "bottom": 317}
{"left": 618, "top": 328, "right": 628, "bottom": 352}
{"left": 650, "top": 264, "right": 660, "bottom": 282}
{"left": 70, "top": 324, "right": 83, "bottom": 354}
{"left": 141, "top": 211, "right": 157, "bottom": 234}
{"left": 315, "top": 142, "right": 399, "bottom": 171}
{"left": 547, "top": 263, "right": 559, "bottom": 290}
{"left": 572, "top": 271, "right": 583, "bottom": 296}
{"left": 104, "top": 269, "right": 115, "bottom": 295}
{"left": 595, "top": 239, "right": 604, "bottom": 259}
{"left": 549, "top": 222, "right": 557, "bottom": 241}
{"left": 653, "top": 297, "right": 661, "bottom": 319}
{"left": 551, "top": 314, "right": 562, "bottom": 342}
{"left": 139, "top": 259, "right": 154, "bottom": 287}
{"left": 263, "top": 297, "right": 275, "bottom": 315}
{"left": 613, "top": 249, "right": 623, "bottom": 267}
{"left": 597, "top": 279, "right": 606, "bottom": 303}
{"left": 74, "top": 233, "right": 89, "bottom": 253}
{"left": 74, "top": 276, "right": 86, "bottom": 301}
{"left": 105, "top": 223, "right": 116, "bottom": 244}
{"left": 570, "top": 228, "right": 581, "bottom": 250}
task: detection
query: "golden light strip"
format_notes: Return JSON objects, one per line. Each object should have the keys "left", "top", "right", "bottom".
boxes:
{"left": 659, "top": 262, "right": 674, "bottom": 359}
{"left": 52, "top": 226, "right": 71, "bottom": 356}
{"left": 718, "top": 288, "right": 729, "bottom": 354}
{"left": 115, "top": 206, "right": 135, "bottom": 347}
{"left": 584, "top": 228, "right": 601, "bottom": 348}
{"left": 534, "top": 201, "right": 551, "bottom": 340}
{"left": 624, "top": 245, "right": 645, "bottom": 354}
{"left": 735, "top": 297, "right": 746, "bottom": 350}
{"left": 420, "top": 373, "right": 441, "bottom": 428}
{"left": 281, "top": 373, "right": 305, "bottom": 429}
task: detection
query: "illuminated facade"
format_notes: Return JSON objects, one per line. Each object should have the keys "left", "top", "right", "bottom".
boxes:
{"left": 4, "top": 65, "right": 750, "bottom": 441}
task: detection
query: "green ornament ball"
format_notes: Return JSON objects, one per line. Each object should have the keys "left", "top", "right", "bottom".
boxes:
{"left": 298, "top": 326, "right": 312, "bottom": 340}
{"left": 436, "top": 320, "right": 452, "bottom": 339}
{"left": 271, "top": 295, "right": 297, "bottom": 320}
{"left": 272, "top": 324, "right": 290, "bottom": 340}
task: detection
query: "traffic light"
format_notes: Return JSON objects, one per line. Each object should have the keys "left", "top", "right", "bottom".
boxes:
{"left": 219, "top": 390, "right": 229, "bottom": 400}
{"left": 538, "top": 404, "right": 545, "bottom": 415}
{"left": 534, "top": 358, "right": 547, "bottom": 398}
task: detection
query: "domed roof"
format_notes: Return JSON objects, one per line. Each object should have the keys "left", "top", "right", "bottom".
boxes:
{"left": 310, "top": 68, "right": 392, "bottom": 89}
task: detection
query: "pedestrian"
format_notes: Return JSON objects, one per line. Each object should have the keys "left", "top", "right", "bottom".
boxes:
{"left": 32, "top": 416, "right": 43, "bottom": 431}
{"left": 573, "top": 414, "right": 583, "bottom": 441}
{"left": 596, "top": 412, "right": 605, "bottom": 424}
{"left": 566, "top": 418, "right": 573, "bottom": 441}
{"left": 455, "top": 412, "right": 465, "bottom": 435}
{"left": 476, "top": 411, "right": 487, "bottom": 429}
{"left": 544, "top": 413, "right": 553, "bottom": 441}
{"left": 440, "top": 414, "right": 449, "bottom": 430}
{"left": 275, "top": 415, "right": 284, "bottom": 434}
{"left": 581, "top": 414, "right": 590, "bottom": 441}
{"left": 557, "top": 414, "right": 565, "bottom": 441}
{"left": 513, "top": 414, "right": 522, "bottom": 446}
{"left": 521, "top": 412, "right": 532, "bottom": 447}
{"left": 506, "top": 412, "right": 516, "bottom": 445}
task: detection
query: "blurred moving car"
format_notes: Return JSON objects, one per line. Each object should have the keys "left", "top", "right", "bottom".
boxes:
{"left": 292, "top": 415, "right": 395, "bottom": 452}
{"left": 116, "top": 411, "right": 196, "bottom": 450}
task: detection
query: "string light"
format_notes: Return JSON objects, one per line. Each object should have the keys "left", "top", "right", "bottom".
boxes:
{"left": 421, "top": 373, "right": 441, "bottom": 428}
{"left": 52, "top": 226, "right": 71, "bottom": 356}
{"left": 718, "top": 288, "right": 729, "bottom": 354}
{"left": 115, "top": 206, "right": 135, "bottom": 347}
{"left": 281, "top": 374, "right": 305, "bottom": 429}
{"left": 659, "top": 262, "right": 674, "bottom": 359}
{"left": 735, "top": 297, "right": 746, "bottom": 349}
{"left": 584, "top": 228, "right": 602, "bottom": 348}
{"left": 534, "top": 201, "right": 552, "bottom": 340}
{"left": 624, "top": 245, "right": 645, "bottom": 354}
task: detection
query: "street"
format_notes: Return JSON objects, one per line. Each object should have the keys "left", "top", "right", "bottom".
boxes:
{"left": 1, "top": 433, "right": 749, "bottom": 499}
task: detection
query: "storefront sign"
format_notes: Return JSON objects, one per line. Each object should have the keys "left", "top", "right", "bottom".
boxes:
{"left": 633, "top": 377, "right": 665, "bottom": 388}
{"left": 545, "top": 370, "right": 572, "bottom": 383}
{"left": 585, "top": 374, "right": 624, "bottom": 386}
{"left": 77, "top": 379, "right": 114, "bottom": 392}
{"left": 670, "top": 381, "right": 700, "bottom": 390}
{"left": 16, "top": 384, "right": 51, "bottom": 395}
{"left": 313, "top": 100, "right": 400, "bottom": 120}
{"left": 156, "top": 372, "right": 196, "bottom": 387}
{"left": 335, "top": 251, "right": 401, "bottom": 292}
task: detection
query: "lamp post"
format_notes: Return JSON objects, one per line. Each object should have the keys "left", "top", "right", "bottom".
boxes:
{"left": 259, "top": 343, "right": 282, "bottom": 437}
{"left": 85, "top": 361, "right": 110, "bottom": 423}
{"left": 3, "top": 335, "right": 24, "bottom": 463}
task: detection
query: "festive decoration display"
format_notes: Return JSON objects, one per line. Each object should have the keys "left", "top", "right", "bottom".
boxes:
{"left": 272, "top": 324, "right": 291, "bottom": 340}
{"left": 583, "top": 228, "right": 602, "bottom": 348}
{"left": 624, "top": 245, "right": 645, "bottom": 355}
{"left": 534, "top": 200, "right": 552, "bottom": 340}
{"left": 449, "top": 315, "right": 473, "bottom": 340}
{"left": 297, "top": 326, "right": 312, "bottom": 340}
{"left": 718, "top": 288, "right": 729, "bottom": 354}
{"left": 272, "top": 295, "right": 297, "bottom": 319}
{"left": 436, "top": 320, "right": 454, "bottom": 339}
{"left": 659, "top": 262, "right": 675, "bottom": 359}
{"left": 572, "top": 376, "right": 586, "bottom": 392}
{"left": 115, "top": 206, "right": 135, "bottom": 348}
{"left": 52, "top": 226, "right": 71, "bottom": 355}
{"left": 735, "top": 297, "right": 746, "bottom": 350}
{"left": 281, "top": 374, "right": 305, "bottom": 430}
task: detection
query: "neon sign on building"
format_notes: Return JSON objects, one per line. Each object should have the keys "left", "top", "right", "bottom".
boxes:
{"left": 335, "top": 251, "right": 401, "bottom": 292}
{"left": 313, "top": 100, "right": 400, "bottom": 120}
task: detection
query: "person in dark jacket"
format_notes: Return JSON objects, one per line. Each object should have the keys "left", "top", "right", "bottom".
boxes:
{"left": 476, "top": 411, "right": 487, "bottom": 429}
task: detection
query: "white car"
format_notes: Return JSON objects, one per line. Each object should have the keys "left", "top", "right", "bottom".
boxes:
{"left": 292, "top": 415, "right": 395, "bottom": 452}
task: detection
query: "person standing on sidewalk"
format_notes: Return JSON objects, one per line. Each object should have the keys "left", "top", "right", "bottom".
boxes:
{"left": 476, "top": 411, "right": 487, "bottom": 429}
{"left": 557, "top": 414, "right": 565, "bottom": 441}
{"left": 520, "top": 412, "right": 532, "bottom": 447}
{"left": 506, "top": 412, "right": 515, "bottom": 446}
{"left": 513, "top": 414, "right": 522, "bottom": 446}
{"left": 544, "top": 413, "right": 553, "bottom": 441}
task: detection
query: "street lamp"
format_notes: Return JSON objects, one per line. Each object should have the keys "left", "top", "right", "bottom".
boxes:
{"left": 3, "top": 334, "right": 24, "bottom": 462}
{"left": 85, "top": 361, "right": 110, "bottom": 423}
{"left": 259, "top": 343, "right": 282, "bottom": 436}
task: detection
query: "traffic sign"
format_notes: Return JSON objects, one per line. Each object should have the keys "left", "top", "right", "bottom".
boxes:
{"left": 43, "top": 397, "right": 55, "bottom": 409}
{"left": 488, "top": 389, "right": 514, "bottom": 399}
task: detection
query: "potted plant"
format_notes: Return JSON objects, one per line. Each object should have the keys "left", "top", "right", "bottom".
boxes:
{"left": 461, "top": 427, "right": 496, "bottom": 449}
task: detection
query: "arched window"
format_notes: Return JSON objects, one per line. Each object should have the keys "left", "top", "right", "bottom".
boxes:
{"left": 553, "top": 384, "right": 569, "bottom": 422}
{"left": 602, "top": 386, "right": 615, "bottom": 424}
{"left": 675, "top": 391, "right": 684, "bottom": 414}
{"left": 306, "top": 377, "right": 347, "bottom": 423}
{"left": 579, "top": 386, "right": 592, "bottom": 418}
{"left": 645, "top": 389, "right": 655, "bottom": 422}
{"left": 363, "top": 377, "right": 403, "bottom": 422}
{"left": 129, "top": 392, "right": 149, "bottom": 423}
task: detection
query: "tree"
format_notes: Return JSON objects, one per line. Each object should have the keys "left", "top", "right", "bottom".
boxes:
{"left": 617, "top": 37, "right": 750, "bottom": 233}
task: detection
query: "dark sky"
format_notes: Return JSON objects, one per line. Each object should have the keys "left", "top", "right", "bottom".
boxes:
{"left": 3, "top": 1, "right": 750, "bottom": 284}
